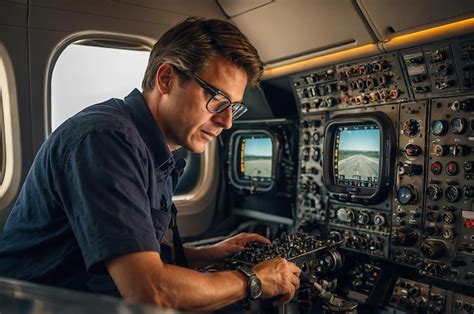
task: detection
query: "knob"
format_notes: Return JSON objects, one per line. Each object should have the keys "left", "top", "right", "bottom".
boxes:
{"left": 373, "top": 214, "right": 386, "bottom": 226}
{"left": 427, "top": 184, "right": 442, "bottom": 200}
{"left": 404, "top": 144, "right": 421, "bottom": 156}
{"left": 303, "top": 132, "right": 310, "bottom": 144}
{"left": 421, "top": 240, "right": 447, "bottom": 259}
{"left": 431, "top": 49, "right": 446, "bottom": 62}
{"left": 399, "top": 163, "right": 423, "bottom": 176}
{"left": 442, "top": 212, "right": 456, "bottom": 224}
{"left": 357, "top": 212, "right": 370, "bottom": 225}
{"left": 433, "top": 144, "right": 448, "bottom": 157}
{"left": 402, "top": 119, "right": 420, "bottom": 136}
{"left": 450, "top": 144, "right": 470, "bottom": 156}
{"left": 425, "top": 226, "right": 440, "bottom": 236}
{"left": 312, "top": 132, "right": 321, "bottom": 143}
{"left": 312, "top": 148, "right": 321, "bottom": 161}
{"left": 450, "top": 99, "right": 474, "bottom": 112}
{"left": 464, "top": 161, "right": 474, "bottom": 172}
{"left": 465, "top": 186, "right": 474, "bottom": 198}
{"left": 426, "top": 211, "right": 439, "bottom": 223}
{"left": 391, "top": 228, "right": 418, "bottom": 246}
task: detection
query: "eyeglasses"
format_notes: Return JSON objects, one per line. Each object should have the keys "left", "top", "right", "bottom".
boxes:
{"left": 174, "top": 67, "right": 248, "bottom": 120}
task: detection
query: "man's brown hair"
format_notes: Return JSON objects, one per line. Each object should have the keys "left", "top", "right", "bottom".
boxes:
{"left": 142, "top": 17, "right": 263, "bottom": 91}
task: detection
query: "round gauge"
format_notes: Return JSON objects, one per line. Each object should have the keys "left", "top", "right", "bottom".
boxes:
{"left": 427, "top": 184, "right": 442, "bottom": 200}
{"left": 450, "top": 117, "right": 467, "bottom": 134}
{"left": 430, "top": 161, "right": 443, "bottom": 175}
{"left": 445, "top": 185, "right": 460, "bottom": 203}
{"left": 397, "top": 185, "right": 416, "bottom": 205}
{"left": 404, "top": 144, "right": 421, "bottom": 156}
{"left": 430, "top": 120, "right": 448, "bottom": 136}
{"left": 445, "top": 161, "right": 459, "bottom": 176}
{"left": 402, "top": 119, "right": 420, "bottom": 137}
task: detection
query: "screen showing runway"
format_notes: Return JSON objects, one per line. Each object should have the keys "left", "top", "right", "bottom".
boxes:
{"left": 334, "top": 124, "right": 380, "bottom": 187}
{"left": 242, "top": 137, "right": 273, "bottom": 179}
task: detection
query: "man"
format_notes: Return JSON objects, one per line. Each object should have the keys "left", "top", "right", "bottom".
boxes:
{"left": 0, "top": 17, "right": 301, "bottom": 310}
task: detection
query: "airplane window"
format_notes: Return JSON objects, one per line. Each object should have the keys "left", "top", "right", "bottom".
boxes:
{"left": 50, "top": 41, "right": 203, "bottom": 199}
{"left": 0, "top": 89, "right": 4, "bottom": 185}
{"left": 51, "top": 44, "right": 149, "bottom": 130}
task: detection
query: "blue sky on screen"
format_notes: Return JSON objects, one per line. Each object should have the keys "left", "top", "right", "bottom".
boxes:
{"left": 339, "top": 128, "right": 380, "bottom": 151}
{"left": 245, "top": 137, "right": 272, "bottom": 157}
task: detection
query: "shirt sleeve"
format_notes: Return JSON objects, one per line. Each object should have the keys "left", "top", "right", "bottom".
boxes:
{"left": 56, "top": 129, "right": 159, "bottom": 273}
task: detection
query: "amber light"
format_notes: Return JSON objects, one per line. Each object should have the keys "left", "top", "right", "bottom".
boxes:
{"left": 263, "top": 17, "right": 474, "bottom": 79}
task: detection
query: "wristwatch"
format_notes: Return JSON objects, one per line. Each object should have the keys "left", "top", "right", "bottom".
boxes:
{"left": 236, "top": 266, "right": 262, "bottom": 300}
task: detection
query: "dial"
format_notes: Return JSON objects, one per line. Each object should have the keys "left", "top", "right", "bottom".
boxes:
{"left": 421, "top": 240, "right": 447, "bottom": 259}
{"left": 445, "top": 161, "right": 459, "bottom": 176}
{"left": 445, "top": 185, "right": 461, "bottom": 202}
{"left": 402, "top": 119, "right": 420, "bottom": 137}
{"left": 404, "top": 144, "right": 421, "bottom": 156}
{"left": 397, "top": 185, "right": 416, "bottom": 205}
{"left": 430, "top": 120, "right": 448, "bottom": 136}
{"left": 450, "top": 117, "right": 467, "bottom": 134}
{"left": 427, "top": 184, "right": 442, "bottom": 201}
{"left": 430, "top": 161, "right": 443, "bottom": 175}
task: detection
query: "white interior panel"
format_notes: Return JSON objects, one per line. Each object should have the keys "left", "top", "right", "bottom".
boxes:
{"left": 217, "top": 0, "right": 273, "bottom": 18}
{"left": 230, "top": 0, "right": 375, "bottom": 64}
{"left": 358, "top": 0, "right": 474, "bottom": 39}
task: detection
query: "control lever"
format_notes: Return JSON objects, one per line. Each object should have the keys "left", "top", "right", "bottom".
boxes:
{"left": 301, "top": 272, "right": 358, "bottom": 313}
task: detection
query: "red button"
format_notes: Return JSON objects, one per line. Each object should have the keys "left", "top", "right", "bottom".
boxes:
{"left": 465, "top": 219, "right": 474, "bottom": 229}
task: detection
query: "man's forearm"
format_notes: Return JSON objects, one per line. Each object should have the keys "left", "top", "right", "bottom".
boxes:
{"left": 157, "top": 263, "right": 247, "bottom": 310}
{"left": 184, "top": 246, "right": 217, "bottom": 268}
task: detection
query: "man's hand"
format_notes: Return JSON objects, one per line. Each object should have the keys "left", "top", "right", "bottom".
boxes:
{"left": 207, "top": 232, "right": 271, "bottom": 261}
{"left": 252, "top": 258, "right": 301, "bottom": 306}
{"left": 185, "top": 233, "right": 270, "bottom": 267}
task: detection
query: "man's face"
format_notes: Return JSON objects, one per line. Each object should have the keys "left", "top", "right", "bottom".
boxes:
{"left": 161, "top": 57, "right": 248, "bottom": 153}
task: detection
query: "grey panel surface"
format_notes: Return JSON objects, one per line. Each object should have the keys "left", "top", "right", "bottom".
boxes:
{"left": 217, "top": 0, "right": 273, "bottom": 18}
{"left": 230, "top": 0, "right": 375, "bottom": 64}
{"left": 0, "top": 2, "right": 27, "bottom": 27}
{"left": 358, "top": 0, "right": 474, "bottom": 40}
{"left": 0, "top": 277, "right": 172, "bottom": 313}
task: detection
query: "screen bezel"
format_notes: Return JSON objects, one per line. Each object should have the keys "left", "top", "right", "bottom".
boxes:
{"left": 229, "top": 129, "right": 279, "bottom": 192}
{"left": 323, "top": 112, "right": 395, "bottom": 203}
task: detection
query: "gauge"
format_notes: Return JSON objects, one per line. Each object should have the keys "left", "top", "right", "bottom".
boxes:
{"left": 402, "top": 119, "right": 420, "bottom": 137}
{"left": 445, "top": 185, "right": 460, "bottom": 203}
{"left": 445, "top": 161, "right": 459, "bottom": 176}
{"left": 430, "top": 120, "right": 448, "bottom": 136}
{"left": 430, "top": 161, "right": 442, "bottom": 175}
{"left": 397, "top": 185, "right": 416, "bottom": 205}
{"left": 450, "top": 117, "right": 467, "bottom": 134}
{"left": 427, "top": 184, "right": 442, "bottom": 201}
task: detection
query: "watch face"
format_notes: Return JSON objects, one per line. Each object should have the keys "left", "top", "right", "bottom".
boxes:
{"left": 249, "top": 277, "right": 262, "bottom": 299}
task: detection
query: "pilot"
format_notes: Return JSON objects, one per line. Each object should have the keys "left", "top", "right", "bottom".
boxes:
{"left": 0, "top": 17, "right": 301, "bottom": 310}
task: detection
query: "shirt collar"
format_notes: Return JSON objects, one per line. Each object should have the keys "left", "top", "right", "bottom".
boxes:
{"left": 121, "top": 89, "right": 177, "bottom": 170}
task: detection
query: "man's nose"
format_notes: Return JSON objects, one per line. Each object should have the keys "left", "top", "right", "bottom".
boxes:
{"left": 213, "top": 106, "right": 233, "bottom": 129}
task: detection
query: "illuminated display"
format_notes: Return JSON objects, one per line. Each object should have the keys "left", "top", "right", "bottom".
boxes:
{"left": 333, "top": 124, "right": 380, "bottom": 188}
{"left": 240, "top": 137, "right": 273, "bottom": 180}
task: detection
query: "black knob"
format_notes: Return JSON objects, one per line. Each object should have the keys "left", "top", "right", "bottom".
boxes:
{"left": 402, "top": 119, "right": 420, "bottom": 136}
{"left": 404, "top": 144, "right": 421, "bottom": 156}
{"left": 421, "top": 240, "right": 447, "bottom": 259}
{"left": 425, "top": 226, "right": 440, "bottom": 236}
{"left": 464, "top": 161, "right": 474, "bottom": 172}
{"left": 392, "top": 228, "right": 418, "bottom": 246}
{"left": 450, "top": 144, "right": 470, "bottom": 156}
{"left": 433, "top": 144, "right": 448, "bottom": 157}
{"left": 465, "top": 186, "right": 474, "bottom": 198}
{"left": 357, "top": 212, "right": 370, "bottom": 225}
{"left": 445, "top": 185, "right": 460, "bottom": 203}
{"left": 426, "top": 211, "right": 439, "bottom": 223}
{"left": 399, "top": 163, "right": 423, "bottom": 176}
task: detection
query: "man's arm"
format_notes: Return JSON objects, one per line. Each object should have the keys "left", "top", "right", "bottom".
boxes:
{"left": 106, "top": 250, "right": 300, "bottom": 311}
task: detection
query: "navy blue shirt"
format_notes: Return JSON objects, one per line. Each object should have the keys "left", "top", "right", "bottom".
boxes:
{"left": 0, "top": 89, "right": 185, "bottom": 295}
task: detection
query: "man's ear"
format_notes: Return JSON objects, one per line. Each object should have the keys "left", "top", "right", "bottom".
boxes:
{"left": 155, "top": 64, "right": 174, "bottom": 95}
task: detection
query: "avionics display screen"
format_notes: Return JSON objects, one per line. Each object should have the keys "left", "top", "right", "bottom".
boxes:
{"left": 240, "top": 136, "right": 273, "bottom": 180}
{"left": 333, "top": 124, "right": 380, "bottom": 188}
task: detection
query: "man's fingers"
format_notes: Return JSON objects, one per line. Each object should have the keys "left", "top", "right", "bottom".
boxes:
{"left": 288, "top": 262, "right": 301, "bottom": 275}
{"left": 241, "top": 233, "right": 271, "bottom": 245}
{"left": 272, "top": 286, "right": 296, "bottom": 307}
